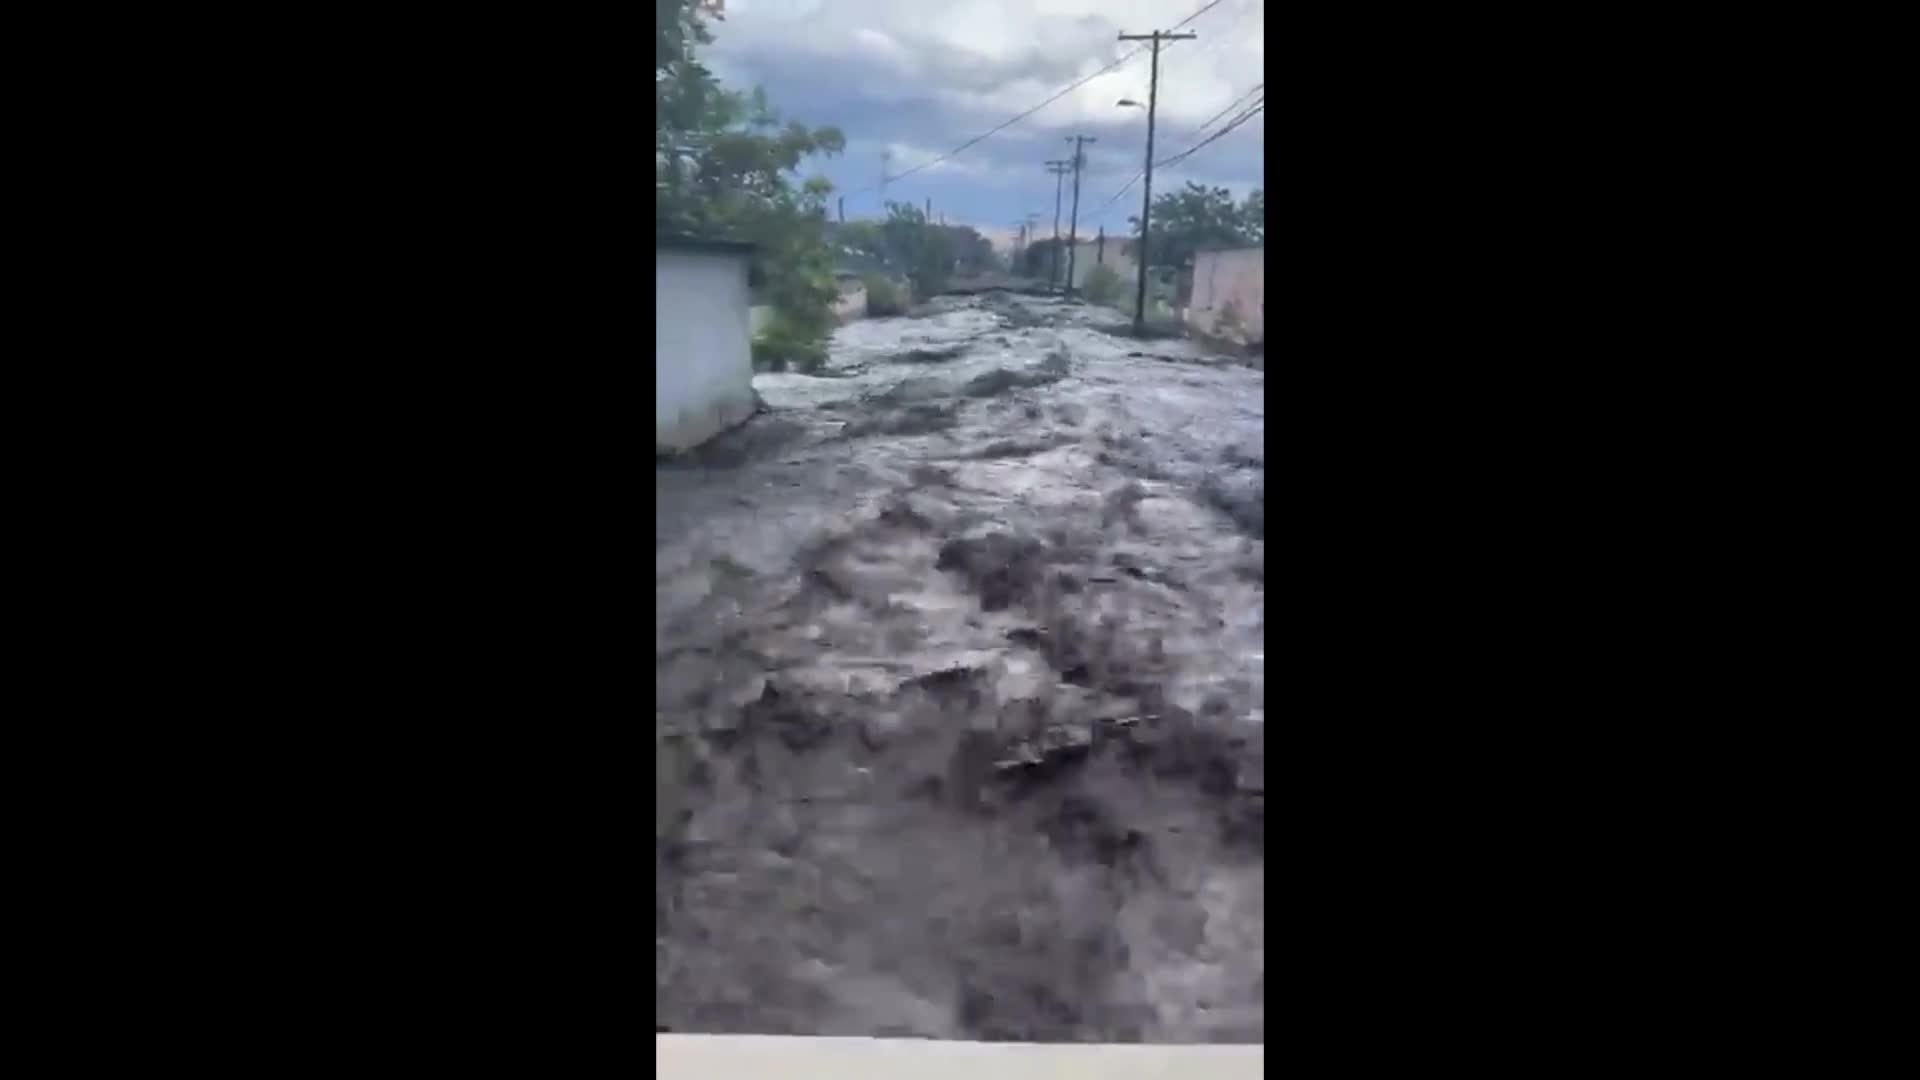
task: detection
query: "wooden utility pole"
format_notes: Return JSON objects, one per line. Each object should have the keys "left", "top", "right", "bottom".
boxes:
{"left": 1063, "top": 135, "right": 1097, "bottom": 295}
{"left": 837, "top": 196, "right": 844, "bottom": 223}
{"left": 1117, "top": 28, "right": 1195, "bottom": 333}
{"left": 1046, "top": 159, "right": 1071, "bottom": 292}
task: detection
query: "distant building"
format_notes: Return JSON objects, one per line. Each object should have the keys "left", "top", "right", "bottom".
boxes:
{"left": 1066, "top": 234, "right": 1137, "bottom": 294}
{"left": 1187, "top": 245, "right": 1263, "bottom": 345}
{"left": 657, "top": 238, "right": 757, "bottom": 452}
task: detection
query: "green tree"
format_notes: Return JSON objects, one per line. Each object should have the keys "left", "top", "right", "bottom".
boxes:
{"left": 1127, "top": 182, "right": 1263, "bottom": 270}
{"left": 656, "top": 0, "right": 846, "bottom": 365}
{"left": 830, "top": 220, "right": 893, "bottom": 273}
{"left": 881, "top": 202, "right": 955, "bottom": 300}
{"left": 942, "top": 225, "right": 999, "bottom": 276}
{"left": 1021, "top": 237, "right": 1065, "bottom": 280}
{"left": 832, "top": 218, "right": 995, "bottom": 282}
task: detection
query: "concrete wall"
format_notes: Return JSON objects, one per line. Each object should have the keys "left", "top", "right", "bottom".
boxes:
{"left": 1187, "top": 247, "right": 1264, "bottom": 344}
{"left": 658, "top": 249, "right": 756, "bottom": 452}
{"left": 1067, "top": 240, "right": 1136, "bottom": 294}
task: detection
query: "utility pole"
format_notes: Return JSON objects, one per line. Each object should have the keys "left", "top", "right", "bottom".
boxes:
{"left": 925, "top": 196, "right": 932, "bottom": 220}
{"left": 1046, "top": 159, "right": 1071, "bottom": 292}
{"left": 1064, "top": 135, "right": 1096, "bottom": 295}
{"left": 1117, "top": 28, "right": 1195, "bottom": 333}
{"left": 837, "top": 196, "right": 844, "bottom": 223}
{"left": 880, "top": 149, "right": 892, "bottom": 208}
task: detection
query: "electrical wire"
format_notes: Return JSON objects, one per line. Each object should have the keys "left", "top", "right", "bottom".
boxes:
{"left": 1171, "top": 0, "right": 1229, "bottom": 30}
{"left": 838, "top": 51, "right": 1148, "bottom": 199}
{"left": 1157, "top": 1, "right": 1257, "bottom": 82}
{"left": 1192, "top": 82, "right": 1265, "bottom": 135}
{"left": 1090, "top": 86, "right": 1263, "bottom": 219}
{"left": 1154, "top": 97, "right": 1263, "bottom": 169}
{"left": 839, "top": 0, "right": 1231, "bottom": 200}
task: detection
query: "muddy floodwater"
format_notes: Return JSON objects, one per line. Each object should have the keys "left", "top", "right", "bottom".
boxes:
{"left": 656, "top": 292, "right": 1264, "bottom": 1043}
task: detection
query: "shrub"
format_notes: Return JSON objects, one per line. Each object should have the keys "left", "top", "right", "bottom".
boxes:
{"left": 865, "top": 275, "right": 908, "bottom": 316}
{"left": 752, "top": 310, "right": 830, "bottom": 374}
{"left": 753, "top": 336, "right": 828, "bottom": 374}
{"left": 1217, "top": 299, "right": 1245, "bottom": 337}
{"left": 1085, "top": 264, "right": 1123, "bottom": 305}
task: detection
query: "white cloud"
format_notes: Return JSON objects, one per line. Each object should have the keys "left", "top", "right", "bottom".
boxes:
{"left": 883, "top": 141, "right": 990, "bottom": 177}
{"left": 695, "top": 0, "right": 1263, "bottom": 221}
{"left": 709, "top": 0, "right": 1263, "bottom": 127}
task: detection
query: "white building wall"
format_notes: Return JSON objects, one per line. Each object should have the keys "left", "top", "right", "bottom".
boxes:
{"left": 831, "top": 281, "right": 867, "bottom": 322}
{"left": 1188, "top": 247, "right": 1264, "bottom": 344}
{"left": 1068, "top": 241, "right": 1136, "bottom": 295}
{"left": 657, "top": 249, "right": 757, "bottom": 452}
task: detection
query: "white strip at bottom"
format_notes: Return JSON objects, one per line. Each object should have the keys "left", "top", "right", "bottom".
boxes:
{"left": 657, "top": 1035, "right": 1264, "bottom": 1078}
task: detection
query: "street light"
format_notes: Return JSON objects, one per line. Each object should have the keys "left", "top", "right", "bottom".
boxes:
{"left": 1112, "top": 99, "right": 1151, "bottom": 322}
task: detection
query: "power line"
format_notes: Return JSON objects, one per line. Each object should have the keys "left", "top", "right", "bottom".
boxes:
{"left": 1064, "top": 134, "right": 1097, "bottom": 293}
{"left": 1080, "top": 14, "right": 1259, "bottom": 222}
{"left": 1172, "top": 0, "right": 1230, "bottom": 29}
{"left": 1194, "top": 83, "right": 1265, "bottom": 135}
{"left": 1157, "top": 1, "right": 1257, "bottom": 82}
{"left": 1091, "top": 89, "right": 1264, "bottom": 220}
{"left": 840, "top": 0, "right": 1230, "bottom": 201}
{"left": 1105, "top": 0, "right": 1229, "bottom": 104}
{"left": 842, "top": 52, "right": 1146, "bottom": 200}
{"left": 1045, "top": 159, "right": 1072, "bottom": 289}
{"left": 1115, "top": 24, "right": 1198, "bottom": 335}
{"left": 1092, "top": 84, "right": 1264, "bottom": 214}
{"left": 1156, "top": 97, "right": 1263, "bottom": 169}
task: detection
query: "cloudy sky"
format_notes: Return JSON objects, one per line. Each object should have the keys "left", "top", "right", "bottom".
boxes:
{"left": 701, "top": 0, "right": 1265, "bottom": 248}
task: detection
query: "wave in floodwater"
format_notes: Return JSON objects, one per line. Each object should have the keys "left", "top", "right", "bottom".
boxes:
{"left": 658, "top": 292, "right": 1264, "bottom": 1043}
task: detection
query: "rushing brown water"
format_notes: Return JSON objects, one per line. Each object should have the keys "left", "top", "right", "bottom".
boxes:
{"left": 657, "top": 292, "right": 1264, "bottom": 1042}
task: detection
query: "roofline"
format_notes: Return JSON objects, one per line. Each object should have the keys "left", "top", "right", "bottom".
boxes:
{"left": 657, "top": 237, "right": 757, "bottom": 256}
{"left": 1194, "top": 244, "right": 1264, "bottom": 255}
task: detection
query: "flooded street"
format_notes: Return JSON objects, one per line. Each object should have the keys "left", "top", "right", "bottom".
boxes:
{"left": 656, "top": 292, "right": 1265, "bottom": 1043}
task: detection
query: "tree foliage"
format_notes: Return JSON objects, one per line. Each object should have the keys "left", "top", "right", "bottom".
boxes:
{"left": 831, "top": 221, "right": 890, "bottom": 271}
{"left": 946, "top": 226, "right": 999, "bottom": 277}
{"left": 1128, "top": 183, "right": 1264, "bottom": 269}
{"left": 880, "top": 202, "right": 957, "bottom": 300}
{"left": 1020, "top": 237, "right": 1066, "bottom": 281}
{"left": 656, "top": 0, "right": 846, "bottom": 355}
{"left": 834, "top": 213, "right": 998, "bottom": 298}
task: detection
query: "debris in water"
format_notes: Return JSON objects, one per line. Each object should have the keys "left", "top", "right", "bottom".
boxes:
{"left": 895, "top": 344, "right": 969, "bottom": 364}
